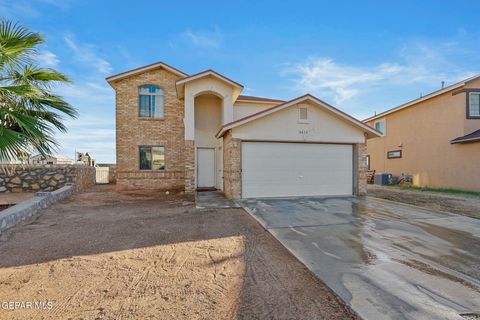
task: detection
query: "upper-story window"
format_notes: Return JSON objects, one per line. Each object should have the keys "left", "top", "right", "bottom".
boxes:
{"left": 468, "top": 92, "right": 480, "bottom": 118}
{"left": 374, "top": 119, "right": 386, "bottom": 135}
{"left": 139, "top": 85, "right": 164, "bottom": 118}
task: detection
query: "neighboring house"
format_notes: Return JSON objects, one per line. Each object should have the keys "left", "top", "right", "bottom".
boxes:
{"left": 76, "top": 152, "right": 96, "bottom": 166}
{"left": 106, "top": 61, "right": 381, "bottom": 199}
{"left": 364, "top": 75, "right": 480, "bottom": 192}
{"left": 0, "top": 151, "right": 31, "bottom": 164}
{"left": 29, "top": 154, "right": 73, "bottom": 165}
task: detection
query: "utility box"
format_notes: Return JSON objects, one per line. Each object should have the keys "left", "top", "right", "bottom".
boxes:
{"left": 374, "top": 173, "right": 392, "bottom": 185}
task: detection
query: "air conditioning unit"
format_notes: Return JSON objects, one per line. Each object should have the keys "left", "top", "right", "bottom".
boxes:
{"left": 374, "top": 173, "right": 393, "bottom": 185}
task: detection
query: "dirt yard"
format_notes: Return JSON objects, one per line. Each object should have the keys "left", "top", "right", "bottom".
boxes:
{"left": 0, "top": 185, "right": 355, "bottom": 320}
{"left": 368, "top": 185, "right": 480, "bottom": 219}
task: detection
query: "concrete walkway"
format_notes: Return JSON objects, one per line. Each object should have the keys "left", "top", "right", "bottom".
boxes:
{"left": 239, "top": 196, "right": 480, "bottom": 320}
{"left": 195, "top": 191, "right": 240, "bottom": 209}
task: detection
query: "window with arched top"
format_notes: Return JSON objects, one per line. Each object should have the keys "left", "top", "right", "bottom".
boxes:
{"left": 138, "top": 85, "right": 164, "bottom": 118}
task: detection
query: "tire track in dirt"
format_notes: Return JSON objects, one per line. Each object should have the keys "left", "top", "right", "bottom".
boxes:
{"left": 0, "top": 186, "right": 356, "bottom": 320}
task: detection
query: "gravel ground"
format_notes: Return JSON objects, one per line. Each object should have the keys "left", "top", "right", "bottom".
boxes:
{"left": 0, "top": 185, "right": 355, "bottom": 320}
{"left": 368, "top": 185, "right": 480, "bottom": 219}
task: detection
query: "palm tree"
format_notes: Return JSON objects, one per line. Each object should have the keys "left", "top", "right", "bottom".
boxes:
{"left": 0, "top": 20, "right": 77, "bottom": 162}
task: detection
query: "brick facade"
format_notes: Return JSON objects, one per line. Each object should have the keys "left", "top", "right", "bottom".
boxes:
{"left": 109, "top": 63, "right": 369, "bottom": 197}
{"left": 223, "top": 130, "right": 242, "bottom": 199}
{"left": 356, "top": 143, "right": 367, "bottom": 196}
{"left": 110, "top": 68, "right": 186, "bottom": 191}
{"left": 184, "top": 140, "right": 196, "bottom": 193}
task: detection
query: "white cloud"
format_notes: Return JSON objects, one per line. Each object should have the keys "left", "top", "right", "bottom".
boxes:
{"left": 182, "top": 27, "right": 221, "bottom": 48}
{"left": 38, "top": 0, "right": 75, "bottom": 10}
{"left": 53, "top": 77, "right": 115, "bottom": 162}
{"left": 282, "top": 40, "right": 476, "bottom": 105}
{"left": 0, "top": 0, "right": 74, "bottom": 17}
{"left": 36, "top": 50, "right": 59, "bottom": 67}
{"left": 64, "top": 35, "right": 112, "bottom": 74}
{"left": 0, "top": 0, "right": 39, "bottom": 17}
{"left": 283, "top": 58, "right": 405, "bottom": 103}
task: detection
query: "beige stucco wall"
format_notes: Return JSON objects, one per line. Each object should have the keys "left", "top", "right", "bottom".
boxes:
{"left": 232, "top": 101, "right": 366, "bottom": 144}
{"left": 366, "top": 79, "right": 480, "bottom": 191}
{"left": 184, "top": 77, "right": 235, "bottom": 140}
{"left": 194, "top": 94, "right": 224, "bottom": 189}
{"left": 464, "top": 80, "right": 480, "bottom": 135}
{"left": 228, "top": 101, "right": 369, "bottom": 197}
{"left": 233, "top": 101, "right": 278, "bottom": 120}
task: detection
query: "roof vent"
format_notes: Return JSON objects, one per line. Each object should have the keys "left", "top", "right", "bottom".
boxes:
{"left": 441, "top": 81, "right": 445, "bottom": 89}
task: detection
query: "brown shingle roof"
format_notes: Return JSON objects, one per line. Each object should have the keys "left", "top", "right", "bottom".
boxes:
{"left": 237, "top": 95, "right": 285, "bottom": 103}
{"left": 451, "top": 128, "right": 480, "bottom": 144}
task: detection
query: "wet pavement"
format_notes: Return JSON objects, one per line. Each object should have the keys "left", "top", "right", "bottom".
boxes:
{"left": 238, "top": 196, "right": 480, "bottom": 320}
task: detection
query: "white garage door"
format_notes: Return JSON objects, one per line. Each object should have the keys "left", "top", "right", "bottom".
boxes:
{"left": 241, "top": 142, "right": 353, "bottom": 198}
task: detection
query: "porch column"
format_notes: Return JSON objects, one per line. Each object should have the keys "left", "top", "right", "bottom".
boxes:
{"left": 223, "top": 130, "right": 241, "bottom": 199}
{"left": 183, "top": 91, "right": 196, "bottom": 193}
{"left": 356, "top": 143, "right": 367, "bottom": 196}
{"left": 184, "top": 93, "right": 195, "bottom": 140}
{"left": 184, "top": 140, "right": 195, "bottom": 193}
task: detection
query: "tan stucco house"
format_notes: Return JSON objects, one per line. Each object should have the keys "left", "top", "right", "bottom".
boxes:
{"left": 106, "top": 61, "right": 381, "bottom": 199}
{"left": 365, "top": 75, "right": 480, "bottom": 192}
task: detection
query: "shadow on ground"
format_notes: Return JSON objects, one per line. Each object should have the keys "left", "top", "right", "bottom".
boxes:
{"left": 0, "top": 185, "right": 355, "bottom": 320}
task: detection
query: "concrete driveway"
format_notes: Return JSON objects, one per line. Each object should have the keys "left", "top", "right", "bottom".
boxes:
{"left": 238, "top": 196, "right": 480, "bottom": 320}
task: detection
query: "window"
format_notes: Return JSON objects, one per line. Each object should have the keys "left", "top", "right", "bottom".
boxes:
{"left": 366, "top": 155, "right": 370, "bottom": 170}
{"left": 375, "top": 120, "right": 386, "bottom": 134}
{"left": 387, "top": 150, "right": 402, "bottom": 159}
{"left": 468, "top": 92, "right": 480, "bottom": 118}
{"left": 138, "top": 85, "right": 164, "bottom": 118}
{"left": 139, "top": 146, "right": 165, "bottom": 170}
{"left": 298, "top": 107, "right": 308, "bottom": 122}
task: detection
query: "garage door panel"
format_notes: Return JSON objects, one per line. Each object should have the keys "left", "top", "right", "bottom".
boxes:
{"left": 241, "top": 142, "right": 353, "bottom": 198}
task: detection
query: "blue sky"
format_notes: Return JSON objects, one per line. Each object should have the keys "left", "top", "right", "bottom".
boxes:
{"left": 2, "top": 0, "right": 480, "bottom": 163}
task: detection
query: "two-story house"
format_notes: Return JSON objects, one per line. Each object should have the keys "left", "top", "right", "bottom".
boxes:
{"left": 365, "top": 75, "right": 480, "bottom": 192}
{"left": 106, "top": 61, "right": 381, "bottom": 199}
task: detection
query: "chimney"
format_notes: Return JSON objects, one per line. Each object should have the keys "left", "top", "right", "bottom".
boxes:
{"left": 441, "top": 81, "right": 445, "bottom": 89}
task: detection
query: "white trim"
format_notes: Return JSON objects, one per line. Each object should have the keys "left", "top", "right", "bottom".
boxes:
{"left": 363, "top": 74, "right": 480, "bottom": 122}
{"left": 106, "top": 62, "right": 187, "bottom": 82}
{"left": 216, "top": 94, "right": 382, "bottom": 139}
{"left": 235, "top": 98, "right": 283, "bottom": 104}
{"left": 176, "top": 70, "right": 243, "bottom": 89}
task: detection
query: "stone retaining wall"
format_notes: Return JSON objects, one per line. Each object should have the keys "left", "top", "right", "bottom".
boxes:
{"left": 0, "top": 185, "right": 75, "bottom": 234}
{"left": 0, "top": 165, "right": 95, "bottom": 193}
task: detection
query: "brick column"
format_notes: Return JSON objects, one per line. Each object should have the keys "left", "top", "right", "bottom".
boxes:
{"left": 184, "top": 140, "right": 195, "bottom": 194}
{"left": 356, "top": 143, "right": 367, "bottom": 196}
{"left": 223, "top": 131, "right": 241, "bottom": 199}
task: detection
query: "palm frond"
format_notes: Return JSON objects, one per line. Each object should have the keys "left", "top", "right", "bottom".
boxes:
{"left": 0, "top": 20, "right": 77, "bottom": 162}
{"left": 9, "top": 65, "right": 71, "bottom": 87}
{"left": 0, "top": 20, "right": 44, "bottom": 69}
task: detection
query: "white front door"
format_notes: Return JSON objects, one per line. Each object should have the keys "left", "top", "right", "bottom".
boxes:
{"left": 197, "top": 148, "right": 216, "bottom": 188}
{"left": 241, "top": 142, "right": 353, "bottom": 198}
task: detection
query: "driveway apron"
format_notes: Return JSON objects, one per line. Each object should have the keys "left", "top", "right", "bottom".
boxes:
{"left": 239, "top": 196, "right": 480, "bottom": 320}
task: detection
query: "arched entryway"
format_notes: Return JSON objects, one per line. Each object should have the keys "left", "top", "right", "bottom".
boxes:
{"left": 194, "top": 93, "right": 224, "bottom": 190}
